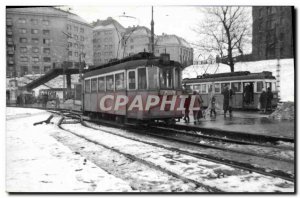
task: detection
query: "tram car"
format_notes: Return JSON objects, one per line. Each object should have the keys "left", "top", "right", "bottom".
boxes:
{"left": 183, "top": 71, "right": 279, "bottom": 110}
{"left": 82, "top": 52, "right": 183, "bottom": 123}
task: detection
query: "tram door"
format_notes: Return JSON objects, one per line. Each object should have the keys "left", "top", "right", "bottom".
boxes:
{"left": 242, "top": 82, "right": 254, "bottom": 108}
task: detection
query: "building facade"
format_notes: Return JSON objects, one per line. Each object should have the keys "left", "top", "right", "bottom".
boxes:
{"left": 155, "top": 34, "right": 193, "bottom": 67}
{"left": 92, "top": 17, "right": 125, "bottom": 65}
{"left": 122, "top": 26, "right": 152, "bottom": 57}
{"left": 252, "top": 6, "right": 293, "bottom": 60}
{"left": 6, "top": 7, "right": 93, "bottom": 77}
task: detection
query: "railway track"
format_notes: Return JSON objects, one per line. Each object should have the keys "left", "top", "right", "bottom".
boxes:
{"left": 53, "top": 109, "right": 294, "bottom": 182}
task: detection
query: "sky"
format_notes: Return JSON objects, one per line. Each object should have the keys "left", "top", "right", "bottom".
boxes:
{"left": 59, "top": 5, "right": 204, "bottom": 57}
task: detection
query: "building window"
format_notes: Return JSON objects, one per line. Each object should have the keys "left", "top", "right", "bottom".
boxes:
{"left": 43, "top": 57, "right": 51, "bottom": 62}
{"left": 6, "top": 18, "right": 13, "bottom": 25}
{"left": 7, "top": 37, "right": 13, "bottom": 45}
{"left": 32, "top": 47, "right": 39, "bottom": 53}
{"left": 32, "top": 66, "right": 40, "bottom": 74}
{"left": 75, "top": 52, "right": 78, "bottom": 57}
{"left": 68, "top": 42, "right": 72, "bottom": 48}
{"left": 80, "top": 36, "right": 84, "bottom": 41}
{"left": 74, "top": 26, "right": 78, "bottom": 32}
{"left": 80, "top": 28, "right": 84, "bottom": 33}
{"left": 44, "top": 66, "right": 51, "bottom": 72}
{"left": 31, "top": 29, "right": 39, "bottom": 34}
{"left": 32, "top": 57, "right": 39, "bottom": 62}
{"left": 18, "top": 18, "right": 26, "bottom": 24}
{"left": 67, "top": 24, "right": 72, "bottom": 31}
{"left": 20, "top": 47, "right": 28, "bottom": 53}
{"left": 68, "top": 51, "right": 72, "bottom": 56}
{"left": 31, "top": 38, "right": 39, "bottom": 44}
{"left": 74, "top": 43, "right": 78, "bottom": 48}
{"left": 43, "top": 39, "right": 50, "bottom": 44}
{"left": 80, "top": 44, "right": 84, "bottom": 50}
{"left": 43, "top": 30, "right": 50, "bottom": 35}
{"left": 31, "top": 19, "right": 38, "bottom": 25}
{"left": 42, "top": 20, "right": 50, "bottom": 25}
{"left": 43, "top": 48, "right": 50, "bottom": 54}
{"left": 19, "top": 28, "right": 27, "bottom": 34}
{"left": 20, "top": 56, "right": 29, "bottom": 62}
{"left": 21, "top": 66, "right": 28, "bottom": 75}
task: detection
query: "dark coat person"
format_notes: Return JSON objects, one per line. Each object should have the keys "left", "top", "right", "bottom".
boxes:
{"left": 259, "top": 89, "right": 267, "bottom": 113}
{"left": 266, "top": 87, "right": 273, "bottom": 111}
{"left": 222, "top": 86, "right": 234, "bottom": 117}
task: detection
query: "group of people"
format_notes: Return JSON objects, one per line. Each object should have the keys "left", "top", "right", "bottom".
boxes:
{"left": 259, "top": 87, "right": 274, "bottom": 113}
{"left": 182, "top": 84, "right": 235, "bottom": 124}
{"left": 38, "top": 93, "right": 60, "bottom": 109}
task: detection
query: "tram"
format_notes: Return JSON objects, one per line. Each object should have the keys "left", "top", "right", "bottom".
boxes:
{"left": 82, "top": 52, "right": 183, "bottom": 123}
{"left": 183, "top": 71, "right": 279, "bottom": 110}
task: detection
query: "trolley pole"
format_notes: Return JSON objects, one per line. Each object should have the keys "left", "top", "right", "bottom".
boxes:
{"left": 276, "top": 21, "right": 281, "bottom": 101}
{"left": 150, "top": 6, "right": 155, "bottom": 54}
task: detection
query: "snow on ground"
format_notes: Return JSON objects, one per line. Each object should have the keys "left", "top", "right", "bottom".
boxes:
{"left": 6, "top": 107, "right": 133, "bottom": 192}
{"left": 63, "top": 122, "right": 294, "bottom": 192}
{"left": 183, "top": 59, "right": 294, "bottom": 102}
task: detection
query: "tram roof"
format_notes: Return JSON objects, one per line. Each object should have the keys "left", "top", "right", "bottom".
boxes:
{"left": 183, "top": 71, "right": 276, "bottom": 83}
{"left": 84, "top": 52, "right": 182, "bottom": 78}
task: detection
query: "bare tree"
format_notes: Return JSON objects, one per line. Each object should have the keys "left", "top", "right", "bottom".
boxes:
{"left": 194, "top": 7, "right": 252, "bottom": 72}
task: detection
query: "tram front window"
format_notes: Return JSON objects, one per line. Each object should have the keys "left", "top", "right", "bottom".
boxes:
{"left": 148, "top": 67, "right": 159, "bottom": 89}
{"left": 160, "top": 68, "right": 173, "bottom": 89}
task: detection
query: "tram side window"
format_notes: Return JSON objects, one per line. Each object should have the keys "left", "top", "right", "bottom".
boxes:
{"left": 221, "top": 83, "right": 230, "bottom": 92}
{"left": 91, "top": 78, "right": 97, "bottom": 92}
{"left": 201, "top": 84, "right": 207, "bottom": 93}
{"left": 266, "top": 82, "right": 276, "bottom": 91}
{"left": 85, "top": 79, "right": 90, "bottom": 93}
{"left": 98, "top": 77, "right": 105, "bottom": 92}
{"left": 106, "top": 75, "right": 114, "bottom": 91}
{"left": 148, "top": 67, "right": 159, "bottom": 89}
{"left": 214, "top": 83, "right": 221, "bottom": 93}
{"left": 115, "top": 72, "right": 125, "bottom": 90}
{"left": 232, "top": 82, "right": 242, "bottom": 92}
{"left": 160, "top": 68, "right": 173, "bottom": 89}
{"left": 138, "top": 68, "right": 147, "bottom": 89}
{"left": 128, "top": 71, "right": 136, "bottom": 90}
{"left": 193, "top": 84, "right": 201, "bottom": 93}
{"left": 256, "top": 81, "right": 264, "bottom": 92}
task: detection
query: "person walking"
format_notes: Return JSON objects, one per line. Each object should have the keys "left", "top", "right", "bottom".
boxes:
{"left": 183, "top": 93, "right": 191, "bottom": 123}
{"left": 222, "top": 85, "right": 234, "bottom": 117}
{"left": 210, "top": 94, "right": 217, "bottom": 117}
{"left": 266, "top": 87, "right": 273, "bottom": 112}
{"left": 259, "top": 88, "right": 267, "bottom": 113}
{"left": 192, "top": 91, "right": 202, "bottom": 124}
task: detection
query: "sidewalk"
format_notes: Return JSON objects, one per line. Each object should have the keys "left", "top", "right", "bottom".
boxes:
{"left": 178, "top": 111, "right": 294, "bottom": 139}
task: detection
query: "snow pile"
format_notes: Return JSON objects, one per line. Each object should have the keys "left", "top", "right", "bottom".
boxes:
{"left": 183, "top": 59, "right": 294, "bottom": 102}
{"left": 269, "top": 102, "right": 295, "bottom": 120}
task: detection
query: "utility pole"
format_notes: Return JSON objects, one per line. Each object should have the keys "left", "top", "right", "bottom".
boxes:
{"left": 276, "top": 20, "right": 281, "bottom": 101}
{"left": 150, "top": 6, "right": 155, "bottom": 54}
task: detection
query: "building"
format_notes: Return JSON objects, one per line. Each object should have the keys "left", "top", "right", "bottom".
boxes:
{"left": 92, "top": 17, "right": 125, "bottom": 65}
{"left": 6, "top": 7, "right": 93, "bottom": 77}
{"left": 154, "top": 34, "right": 193, "bottom": 67}
{"left": 122, "top": 26, "right": 152, "bottom": 57}
{"left": 252, "top": 6, "right": 294, "bottom": 60}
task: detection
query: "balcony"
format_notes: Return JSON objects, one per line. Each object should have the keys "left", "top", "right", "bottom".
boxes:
{"left": 7, "top": 31, "right": 13, "bottom": 36}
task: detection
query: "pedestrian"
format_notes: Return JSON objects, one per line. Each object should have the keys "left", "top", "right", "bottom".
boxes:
{"left": 183, "top": 93, "right": 191, "bottom": 123}
{"left": 259, "top": 88, "right": 267, "bottom": 113}
{"left": 266, "top": 87, "right": 273, "bottom": 112}
{"left": 192, "top": 91, "right": 202, "bottom": 124}
{"left": 210, "top": 94, "right": 217, "bottom": 117}
{"left": 55, "top": 95, "right": 60, "bottom": 109}
{"left": 222, "top": 85, "right": 234, "bottom": 117}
